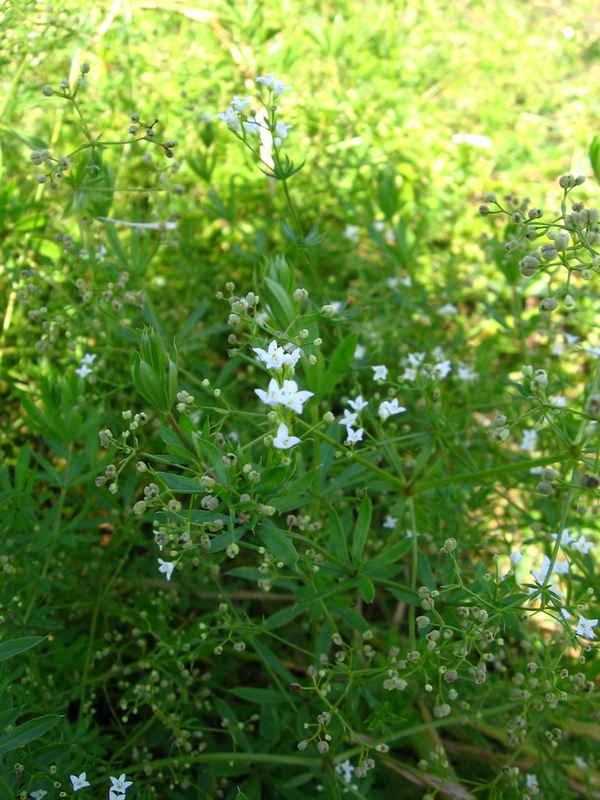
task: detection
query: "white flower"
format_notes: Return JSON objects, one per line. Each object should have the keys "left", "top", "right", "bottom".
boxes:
{"left": 586, "top": 344, "right": 600, "bottom": 358}
{"left": 576, "top": 615, "right": 598, "bottom": 639}
{"left": 277, "top": 379, "right": 314, "bottom": 413}
{"left": 110, "top": 775, "right": 133, "bottom": 794}
{"left": 383, "top": 515, "right": 397, "bottom": 529}
{"left": 354, "top": 344, "right": 366, "bottom": 360}
{"left": 273, "top": 422, "right": 300, "bottom": 450}
{"left": 451, "top": 133, "right": 492, "bottom": 148}
{"left": 253, "top": 340, "right": 301, "bottom": 371}
{"left": 402, "top": 367, "right": 417, "bottom": 382}
{"left": 348, "top": 395, "right": 368, "bottom": 411}
{"left": 335, "top": 759, "right": 355, "bottom": 784}
{"left": 346, "top": 427, "right": 364, "bottom": 444}
{"left": 30, "top": 792, "right": 47, "bottom": 800}
{"left": 531, "top": 555, "right": 551, "bottom": 585}
{"left": 216, "top": 106, "right": 242, "bottom": 131}
{"left": 457, "top": 364, "right": 478, "bottom": 383}
{"left": 255, "top": 378, "right": 313, "bottom": 414}
{"left": 338, "top": 409, "right": 358, "bottom": 428}
{"left": 110, "top": 792, "right": 125, "bottom": 800}
{"left": 572, "top": 534, "right": 594, "bottom": 554}
{"left": 80, "top": 353, "right": 96, "bottom": 365}
{"left": 565, "top": 333, "right": 580, "bottom": 345}
{"left": 552, "top": 529, "right": 577, "bottom": 547}
{"left": 510, "top": 551, "right": 523, "bottom": 565}
{"left": 157, "top": 559, "right": 175, "bottom": 581}
{"left": 373, "top": 221, "right": 385, "bottom": 232}
{"left": 231, "top": 95, "right": 251, "bottom": 112}
{"left": 438, "top": 303, "right": 458, "bottom": 315}
{"left": 520, "top": 429, "right": 538, "bottom": 452}
{"left": 256, "top": 73, "right": 291, "bottom": 95}
{"left": 431, "top": 360, "right": 452, "bottom": 379}
{"left": 553, "top": 559, "right": 570, "bottom": 575}
{"left": 378, "top": 399, "right": 406, "bottom": 421}
{"left": 575, "top": 757, "right": 588, "bottom": 769}
{"left": 255, "top": 378, "right": 282, "bottom": 408}
{"left": 407, "top": 352, "right": 425, "bottom": 367}
{"left": 343, "top": 224, "right": 360, "bottom": 243}
{"left": 245, "top": 119, "right": 261, "bottom": 135}
{"left": 70, "top": 773, "right": 90, "bottom": 792}
{"left": 551, "top": 341, "right": 565, "bottom": 356}
{"left": 526, "top": 775, "right": 538, "bottom": 788}
{"left": 372, "top": 364, "right": 388, "bottom": 381}
{"left": 75, "top": 363, "right": 93, "bottom": 379}
{"left": 274, "top": 120, "right": 292, "bottom": 141}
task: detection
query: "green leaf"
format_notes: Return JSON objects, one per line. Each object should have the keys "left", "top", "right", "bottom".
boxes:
{"left": 315, "top": 333, "right": 356, "bottom": 403}
{"left": 156, "top": 472, "right": 200, "bottom": 494}
{"left": 0, "top": 637, "right": 45, "bottom": 662}
{"left": 591, "top": 135, "right": 600, "bottom": 184}
{"left": 351, "top": 494, "right": 372, "bottom": 564}
{"left": 263, "top": 277, "right": 295, "bottom": 330}
{"left": 0, "top": 777, "right": 13, "bottom": 800}
{"left": 362, "top": 540, "right": 412, "bottom": 575}
{"left": 265, "top": 603, "right": 304, "bottom": 631}
{"left": 27, "top": 742, "right": 72, "bottom": 768}
{"left": 231, "top": 687, "right": 289, "bottom": 705}
{"left": 0, "top": 715, "right": 61, "bottom": 755}
{"left": 328, "top": 505, "right": 350, "bottom": 565}
{"left": 269, "top": 466, "right": 320, "bottom": 512}
{"left": 256, "top": 520, "right": 299, "bottom": 567}
{"left": 356, "top": 574, "right": 375, "bottom": 604}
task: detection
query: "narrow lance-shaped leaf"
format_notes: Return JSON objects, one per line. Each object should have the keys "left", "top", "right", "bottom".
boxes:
{"left": 351, "top": 494, "right": 372, "bottom": 564}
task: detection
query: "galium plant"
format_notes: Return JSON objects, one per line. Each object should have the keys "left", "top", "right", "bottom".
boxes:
{"left": 2, "top": 45, "right": 600, "bottom": 800}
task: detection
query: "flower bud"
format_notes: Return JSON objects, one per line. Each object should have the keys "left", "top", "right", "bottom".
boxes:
{"left": 42, "top": 85, "right": 53, "bottom": 96}
{"left": 321, "top": 305, "right": 335, "bottom": 318}
{"left": 80, "top": 62, "right": 90, "bottom": 74}
{"left": 539, "top": 297, "right": 558, "bottom": 312}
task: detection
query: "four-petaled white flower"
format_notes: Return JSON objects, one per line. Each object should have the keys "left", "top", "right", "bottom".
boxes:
{"left": 383, "top": 515, "right": 398, "bottom": 529}
{"left": 438, "top": 302, "right": 459, "bottom": 315}
{"left": 431, "top": 360, "right": 452, "bottom": 379}
{"left": 255, "top": 378, "right": 313, "bottom": 413}
{"left": 531, "top": 555, "right": 551, "bottom": 585}
{"left": 348, "top": 395, "right": 368, "bottom": 411}
{"left": 346, "top": 427, "right": 364, "bottom": 444}
{"left": 157, "top": 559, "right": 175, "bottom": 581}
{"left": 81, "top": 353, "right": 96, "bottom": 365}
{"left": 520, "top": 429, "right": 538, "bottom": 452}
{"left": 273, "top": 422, "right": 300, "bottom": 450}
{"left": 407, "top": 352, "right": 425, "bottom": 367}
{"left": 253, "top": 340, "right": 301, "bottom": 371}
{"left": 402, "top": 367, "right": 417, "bottom": 382}
{"left": 216, "top": 106, "right": 242, "bottom": 132}
{"left": 70, "top": 773, "right": 90, "bottom": 792}
{"left": 457, "top": 364, "right": 478, "bottom": 382}
{"left": 110, "top": 775, "right": 133, "bottom": 794}
{"left": 274, "top": 120, "right": 292, "bottom": 146}
{"left": 338, "top": 409, "right": 358, "bottom": 428}
{"left": 552, "top": 529, "right": 577, "bottom": 547}
{"left": 576, "top": 615, "right": 598, "bottom": 639}
{"left": 75, "top": 363, "right": 93, "bottom": 379}
{"left": 572, "top": 534, "right": 594, "bottom": 554}
{"left": 526, "top": 775, "right": 538, "bottom": 789}
{"left": 510, "top": 550, "right": 523, "bottom": 565}
{"left": 277, "top": 380, "right": 314, "bottom": 413}
{"left": 30, "top": 792, "right": 47, "bottom": 800}
{"left": 343, "top": 225, "right": 360, "bottom": 243}
{"left": 378, "top": 399, "right": 406, "bottom": 421}
{"left": 231, "top": 95, "right": 251, "bottom": 112}
{"left": 256, "top": 73, "right": 291, "bottom": 95}
{"left": 372, "top": 364, "right": 388, "bottom": 381}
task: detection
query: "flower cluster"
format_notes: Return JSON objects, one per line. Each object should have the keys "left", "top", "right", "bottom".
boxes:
{"left": 254, "top": 339, "right": 312, "bottom": 450}
{"left": 67, "top": 772, "right": 132, "bottom": 799}
{"left": 401, "top": 348, "right": 453, "bottom": 383}
{"left": 75, "top": 352, "right": 96, "bottom": 379}
{"left": 217, "top": 74, "right": 292, "bottom": 147}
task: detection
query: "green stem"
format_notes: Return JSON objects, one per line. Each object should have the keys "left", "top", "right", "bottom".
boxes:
{"left": 407, "top": 498, "right": 418, "bottom": 650}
